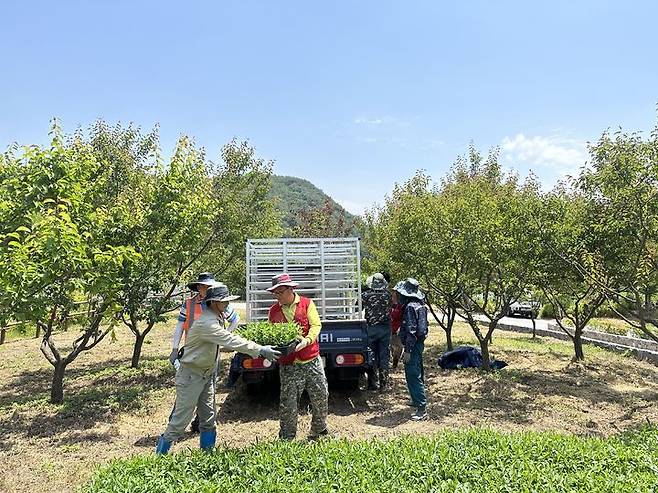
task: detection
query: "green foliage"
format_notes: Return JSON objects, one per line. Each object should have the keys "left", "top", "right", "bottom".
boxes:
{"left": 532, "top": 186, "right": 609, "bottom": 359}
{"left": 235, "top": 321, "right": 301, "bottom": 345}
{"left": 204, "top": 140, "right": 283, "bottom": 293}
{"left": 0, "top": 121, "right": 142, "bottom": 401}
{"left": 366, "top": 148, "right": 542, "bottom": 366}
{"left": 578, "top": 122, "right": 658, "bottom": 343}
{"left": 85, "top": 427, "right": 658, "bottom": 493}
{"left": 269, "top": 175, "right": 360, "bottom": 236}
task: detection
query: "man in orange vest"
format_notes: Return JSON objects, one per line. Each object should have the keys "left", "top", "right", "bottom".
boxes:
{"left": 170, "top": 272, "right": 220, "bottom": 366}
{"left": 267, "top": 273, "right": 329, "bottom": 440}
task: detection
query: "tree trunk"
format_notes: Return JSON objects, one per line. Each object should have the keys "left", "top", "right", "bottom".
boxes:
{"left": 131, "top": 332, "right": 146, "bottom": 368}
{"left": 35, "top": 324, "right": 41, "bottom": 339}
{"left": 445, "top": 308, "right": 455, "bottom": 351}
{"left": 445, "top": 328, "right": 453, "bottom": 351}
{"left": 0, "top": 328, "right": 6, "bottom": 345}
{"left": 479, "top": 339, "right": 491, "bottom": 369}
{"left": 572, "top": 329, "right": 585, "bottom": 361}
{"left": 531, "top": 316, "right": 537, "bottom": 338}
{"left": 50, "top": 361, "right": 67, "bottom": 404}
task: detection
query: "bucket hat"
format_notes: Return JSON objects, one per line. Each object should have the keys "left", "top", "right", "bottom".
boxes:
{"left": 393, "top": 278, "right": 425, "bottom": 300}
{"left": 366, "top": 273, "right": 388, "bottom": 290}
{"left": 205, "top": 283, "right": 240, "bottom": 302}
{"left": 187, "top": 272, "right": 218, "bottom": 291}
{"left": 266, "top": 273, "right": 299, "bottom": 292}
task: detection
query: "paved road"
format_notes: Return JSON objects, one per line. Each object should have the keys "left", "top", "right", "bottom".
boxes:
{"left": 235, "top": 301, "right": 549, "bottom": 332}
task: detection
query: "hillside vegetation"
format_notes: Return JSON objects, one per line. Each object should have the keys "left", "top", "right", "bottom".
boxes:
{"left": 269, "top": 175, "right": 358, "bottom": 232}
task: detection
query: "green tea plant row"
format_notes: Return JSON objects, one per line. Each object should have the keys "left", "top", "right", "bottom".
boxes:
{"left": 85, "top": 427, "right": 658, "bottom": 493}
{"left": 235, "top": 321, "right": 301, "bottom": 346}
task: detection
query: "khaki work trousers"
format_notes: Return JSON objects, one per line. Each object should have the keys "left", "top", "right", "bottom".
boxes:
{"left": 279, "top": 355, "right": 328, "bottom": 440}
{"left": 163, "top": 365, "right": 215, "bottom": 442}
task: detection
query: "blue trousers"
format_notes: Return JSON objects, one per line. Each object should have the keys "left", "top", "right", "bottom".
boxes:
{"left": 367, "top": 323, "right": 391, "bottom": 370}
{"left": 404, "top": 341, "right": 427, "bottom": 408}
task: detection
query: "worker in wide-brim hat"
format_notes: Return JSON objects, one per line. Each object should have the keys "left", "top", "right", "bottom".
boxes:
{"left": 394, "top": 278, "right": 429, "bottom": 421}
{"left": 156, "top": 284, "right": 281, "bottom": 454}
{"left": 362, "top": 273, "right": 392, "bottom": 391}
{"left": 170, "top": 273, "right": 241, "bottom": 432}
{"left": 266, "top": 273, "right": 330, "bottom": 440}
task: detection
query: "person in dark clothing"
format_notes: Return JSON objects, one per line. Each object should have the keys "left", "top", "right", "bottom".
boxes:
{"left": 394, "top": 278, "right": 429, "bottom": 421}
{"left": 389, "top": 289, "right": 404, "bottom": 368}
{"left": 362, "top": 273, "right": 392, "bottom": 390}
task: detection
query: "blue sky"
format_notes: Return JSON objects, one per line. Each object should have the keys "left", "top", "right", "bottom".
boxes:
{"left": 1, "top": 1, "right": 657, "bottom": 214}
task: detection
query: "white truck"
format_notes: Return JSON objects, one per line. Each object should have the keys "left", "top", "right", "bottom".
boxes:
{"left": 237, "top": 237, "right": 371, "bottom": 390}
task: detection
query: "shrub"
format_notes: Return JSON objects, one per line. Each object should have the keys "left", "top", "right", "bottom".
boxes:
{"left": 539, "top": 302, "right": 557, "bottom": 319}
{"left": 85, "top": 428, "right": 658, "bottom": 493}
{"left": 235, "top": 321, "right": 301, "bottom": 346}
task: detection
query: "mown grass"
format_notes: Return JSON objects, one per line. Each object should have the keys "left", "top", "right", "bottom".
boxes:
{"left": 85, "top": 427, "right": 658, "bottom": 493}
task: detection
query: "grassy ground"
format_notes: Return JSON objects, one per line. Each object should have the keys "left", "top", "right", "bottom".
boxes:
{"left": 1, "top": 318, "right": 657, "bottom": 492}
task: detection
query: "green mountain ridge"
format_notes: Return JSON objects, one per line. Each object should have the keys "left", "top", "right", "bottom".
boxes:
{"left": 268, "top": 175, "right": 357, "bottom": 230}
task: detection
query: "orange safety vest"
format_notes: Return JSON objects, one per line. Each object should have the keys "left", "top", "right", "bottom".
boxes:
{"left": 182, "top": 295, "right": 204, "bottom": 342}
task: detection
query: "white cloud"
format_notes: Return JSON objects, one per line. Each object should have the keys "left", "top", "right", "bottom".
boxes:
{"left": 500, "top": 133, "right": 588, "bottom": 175}
{"left": 354, "top": 117, "right": 383, "bottom": 125}
{"left": 353, "top": 115, "right": 411, "bottom": 128}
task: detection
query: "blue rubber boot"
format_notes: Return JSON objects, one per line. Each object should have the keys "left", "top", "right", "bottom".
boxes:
{"left": 199, "top": 429, "right": 216, "bottom": 451}
{"left": 155, "top": 434, "right": 172, "bottom": 455}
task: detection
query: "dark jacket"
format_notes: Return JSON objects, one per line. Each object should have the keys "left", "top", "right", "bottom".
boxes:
{"left": 399, "top": 300, "right": 428, "bottom": 353}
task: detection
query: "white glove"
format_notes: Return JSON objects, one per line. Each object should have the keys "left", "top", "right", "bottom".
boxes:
{"left": 295, "top": 337, "right": 310, "bottom": 352}
{"left": 259, "top": 345, "right": 281, "bottom": 362}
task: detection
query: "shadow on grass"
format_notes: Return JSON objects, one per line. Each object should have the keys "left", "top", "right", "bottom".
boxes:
{"left": 0, "top": 355, "right": 173, "bottom": 447}
{"left": 216, "top": 376, "right": 379, "bottom": 424}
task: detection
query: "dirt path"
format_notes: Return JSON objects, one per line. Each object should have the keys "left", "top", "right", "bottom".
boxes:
{"left": 1, "top": 322, "right": 657, "bottom": 492}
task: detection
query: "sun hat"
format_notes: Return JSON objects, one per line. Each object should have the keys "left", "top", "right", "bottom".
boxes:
{"left": 266, "top": 273, "right": 299, "bottom": 292}
{"left": 393, "top": 278, "right": 425, "bottom": 300}
{"left": 368, "top": 273, "right": 388, "bottom": 290}
{"left": 205, "top": 283, "right": 240, "bottom": 302}
{"left": 186, "top": 272, "right": 218, "bottom": 291}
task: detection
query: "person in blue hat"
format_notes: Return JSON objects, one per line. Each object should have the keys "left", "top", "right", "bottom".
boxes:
{"left": 394, "top": 278, "right": 429, "bottom": 421}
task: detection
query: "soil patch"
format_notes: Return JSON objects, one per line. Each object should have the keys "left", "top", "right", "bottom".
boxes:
{"left": 1, "top": 321, "right": 657, "bottom": 492}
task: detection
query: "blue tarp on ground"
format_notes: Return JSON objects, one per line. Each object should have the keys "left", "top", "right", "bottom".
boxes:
{"left": 437, "top": 346, "right": 508, "bottom": 370}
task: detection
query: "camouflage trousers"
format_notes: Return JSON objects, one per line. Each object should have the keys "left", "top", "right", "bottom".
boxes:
{"left": 279, "top": 355, "right": 328, "bottom": 440}
{"left": 390, "top": 332, "right": 404, "bottom": 368}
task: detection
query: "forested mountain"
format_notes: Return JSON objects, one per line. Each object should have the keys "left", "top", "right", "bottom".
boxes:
{"left": 269, "top": 175, "right": 359, "bottom": 231}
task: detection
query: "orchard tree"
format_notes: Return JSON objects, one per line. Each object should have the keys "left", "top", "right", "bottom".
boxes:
{"left": 534, "top": 187, "right": 609, "bottom": 360}
{"left": 372, "top": 148, "right": 540, "bottom": 368}
{"left": 365, "top": 172, "right": 458, "bottom": 350}
{"left": 436, "top": 149, "right": 541, "bottom": 367}
{"left": 116, "top": 137, "right": 281, "bottom": 367}
{"left": 579, "top": 123, "right": 658, "bottom": 342}
{"left": 114, "top": 133, "right": 216, "bottom": 367}
{"left": 0, "top": 124, "right": 139, "bottom": 403}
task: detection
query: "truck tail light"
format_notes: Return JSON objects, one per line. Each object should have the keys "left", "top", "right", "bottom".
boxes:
{"left": 242, "top": 357, "right": 272, "bottom": 369}
{"left": 335, "top": 353, "right": 364, "bottom": 366}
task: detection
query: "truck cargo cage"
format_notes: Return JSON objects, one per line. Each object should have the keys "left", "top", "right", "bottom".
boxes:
{"left": 246, "top": 237, "right": 362, "bottom": 322}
